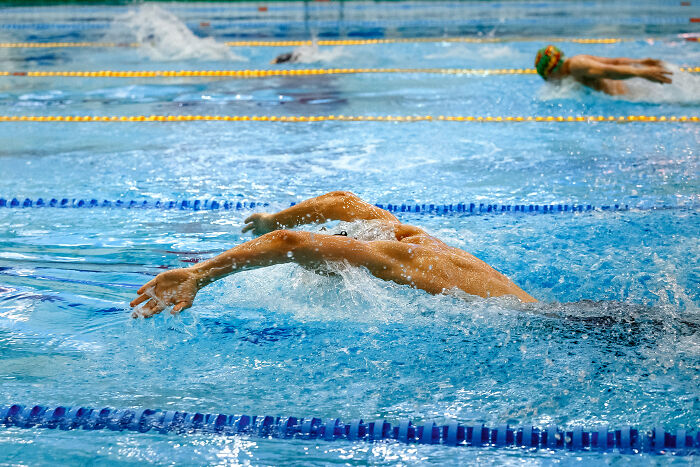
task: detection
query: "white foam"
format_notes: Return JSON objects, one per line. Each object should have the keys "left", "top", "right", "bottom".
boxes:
{"left": 106, "top": 4, "right": 245, "bottom": 62}
{"left": 623, "top": 64, "right": 700, "bottom": 104}
{"left": 327, "top": 220, "right": 397, "bottom": 241}
{"left": 282, "top": 42, "right": 348, "bottom": 64}
{"left": 537, "top": 76, "right": 586, "bottom": 100}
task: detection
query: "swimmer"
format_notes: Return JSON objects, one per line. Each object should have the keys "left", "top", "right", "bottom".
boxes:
{"left": 271, "top": 51, "right": 299, "bottom": 64}
{"left": 130, "top": 191, "right": 536, "bottom": 318}
{"left": 534, "top": 45, "right": 673, "bottom": 95}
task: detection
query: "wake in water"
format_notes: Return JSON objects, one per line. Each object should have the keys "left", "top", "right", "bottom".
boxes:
{"left": 273, "top": 42, "right": 348, "bottom": 65}
{"left": 425, "top": 44, "right": 527, "bottom": 62}
{"left": 105, "top": 4, "right": 245, "bottom": 62}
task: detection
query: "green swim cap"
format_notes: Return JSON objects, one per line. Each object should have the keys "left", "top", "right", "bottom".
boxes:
{"left": 535, "top": 45, "right": 566, "bottom": 79}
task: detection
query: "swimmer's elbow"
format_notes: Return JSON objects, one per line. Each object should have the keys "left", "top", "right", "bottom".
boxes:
{"left": 263, "top": 229, "right": 306, "bottom": 250}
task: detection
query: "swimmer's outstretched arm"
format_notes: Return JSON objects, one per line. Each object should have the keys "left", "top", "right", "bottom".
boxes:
{"left": 242, "top": 191, "right": 398, "bottom": 235}
{"left": 582, "top": 55, "right": 663, "bottom": 67}
{"left": 129, "top": 229, "right": 392, "bottom": 318}
{"left": 567, "top": 55, "right": 672, "bottom": 84}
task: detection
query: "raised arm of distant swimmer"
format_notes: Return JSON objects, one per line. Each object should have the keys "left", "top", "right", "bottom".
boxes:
{"left": 242, "top": 191, "right": 398, "bottom": 235}
{"left": 581, "top": 55, "right": 663, "bottom": 67}
{"left": 567, "top": 55, "right": 672, "bottom": 84}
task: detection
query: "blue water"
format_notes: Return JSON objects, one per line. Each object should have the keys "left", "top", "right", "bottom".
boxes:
{"left": 0, "top": 1, "right": 699, "bottom": 465}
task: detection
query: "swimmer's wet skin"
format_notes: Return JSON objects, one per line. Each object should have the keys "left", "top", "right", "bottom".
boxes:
{"left": 130, "top": 191, "right": 536, "bottom": 318}
{"left": 535, "top": 45, "right": 673, "bottom": 95}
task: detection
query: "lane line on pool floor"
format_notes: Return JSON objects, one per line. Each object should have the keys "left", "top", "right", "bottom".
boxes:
{"left": 1, "top": 198, "right": 697, "bottom": 215}
{"left": 1, "top": 67, "right": 699, "bottom": 77}
{"left": 1, "top": 404, "right": 698, "bottom": 454}
{"left": 0, "top": 115, "right": 698, "bottom": 123}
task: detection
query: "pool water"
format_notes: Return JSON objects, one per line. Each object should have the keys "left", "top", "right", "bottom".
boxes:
{"left": 0, "top": 1, "right": 699, "bottom": 464}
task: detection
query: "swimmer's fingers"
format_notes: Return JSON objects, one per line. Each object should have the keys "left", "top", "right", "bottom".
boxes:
{"left": 642, "top": 68, "right": 672, "bottom": 84}
{"left": 656, "top": 70, "right": 673, "bottom": 84}
{"left": 129, "top": 293, "right": 150, "bottom": 308}
{"left": 132, "top": 299, "right": 165, "bottom": 319}
{"left": 244, "top": 213, "right": 260, "bottom": 224}
{"left": 243, "top": 213, "right": 275, "bottom": 235}
{"left": 171, "top": 301, "right": 192, "bottom": 314}
{"left": 137, "top": 278, "right": 157, "bottom": 295}
{"left": 242, "top": 213, "right": 262, "bottom": 234}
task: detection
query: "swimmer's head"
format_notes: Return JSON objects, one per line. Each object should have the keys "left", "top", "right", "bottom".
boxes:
{"left": 271, "top": 52, "right": 296, "bottom": 64}
{"left": 535, "top": 45, "right": 566, "bottom": 80}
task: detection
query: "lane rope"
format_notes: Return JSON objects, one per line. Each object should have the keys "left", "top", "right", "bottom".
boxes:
{"left": 2, "top": 67, "right": 699, "bottom": 78}
{"left": 0, "top": 37, "right": 640, "bottom": 48}
{"left": 0, "top": 68, "right": 537, "bottom": 77}
{"left": 225, "top": 37, "right": 637, "bottom": 46}
{"left": 0, "top": 16, "right": 692, "bottom": 30}
{"left": 0, "top": 197, "right": 695, "bottom": 215}
{"left": 1, "top": 404, "right": 697, "bottom": 454}
{"left": 0, "top": 42, "right": 137, "bottom": 48}
{"left": 0, "top": 115, "right": 698, "bottom": 123}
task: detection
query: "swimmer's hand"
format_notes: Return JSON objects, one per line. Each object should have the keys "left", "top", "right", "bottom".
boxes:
{"left": 242, "top": 212, "right": 278, "bottom": 236}
{"left": 129, "top": 268, "right": 200, "bottom": 318}
{"left": 638, "top": 66, "right": 673, "bottom": 84}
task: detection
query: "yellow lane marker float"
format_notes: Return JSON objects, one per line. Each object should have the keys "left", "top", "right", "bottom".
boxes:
{"left": 223, "top": 37, "right": 631, "bottom": 46}
{"left": 1, "top": 67, "right": 698, "bottom": 78}
{"left": 0, "top": 68, "right": 537, "bottom": 77}
{"left": 0, "top": 42, "right": 138, "bottom": 48}
{"left": 0, "top": 37, "right": 633, "bottom": 48}
{"left": 0, "top": 115, "right": 697, "bottom": 123}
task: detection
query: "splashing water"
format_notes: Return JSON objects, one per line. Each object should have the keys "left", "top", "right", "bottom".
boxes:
{"left": 107, "top": 5, "right": 245, "bottom": 62}
{"left": 281, "top": 42, "right": 349, "bottom": 64}
{"left": 536, "top": 76, "right": 587, "bottom": 100}
{"left": 624, "top": 63, "right": 700, "bottom": 104}
{"left": 326, "top": 219, "right": 397, "bottom": 241}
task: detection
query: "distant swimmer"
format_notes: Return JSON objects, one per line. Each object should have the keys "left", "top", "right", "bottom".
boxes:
{"left": 130, "top": 191, "right": 536, "bottom": 317}
{"left": 534, "top": 45, "right": 673, "bottom": 95}
{"left": 271, "top": 51, "right": 300, "bottom": 64}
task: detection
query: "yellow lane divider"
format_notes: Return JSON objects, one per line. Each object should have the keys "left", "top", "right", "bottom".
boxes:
{"left": 0, "top": 37, "right": 633, "bottom": 48}
{"left": 224, "top": 37, "right": 632, "bottom": 46}
{"left": 0, "top": 68, "right": 535, "bottom": 77}
{"left": 0, "top": 115, "right": 697, "bottom": 123}
{"left": 0, "top": 42, "right": 138, "bottom": 48}
{"left": 2, "top": 67, "right": 698, "bottom": 78}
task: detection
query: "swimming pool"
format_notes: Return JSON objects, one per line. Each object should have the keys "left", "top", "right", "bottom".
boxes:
{"left": 1, "top": 0, "right": 699, "bottom": 464}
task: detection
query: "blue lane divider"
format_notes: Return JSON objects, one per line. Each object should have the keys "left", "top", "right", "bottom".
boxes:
{"left": 0, "top": 197, "right": 694, "bottom": 215}
{"left": 0, "top": 16, "right": 691, "bottom": 30}
{"left": 1, "top": 404, "right": 698, "bottom": 454}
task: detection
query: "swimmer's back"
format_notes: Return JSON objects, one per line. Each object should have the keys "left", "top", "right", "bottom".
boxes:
{"left": 355, "top": 227, "right": 537, "bottom": 302}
